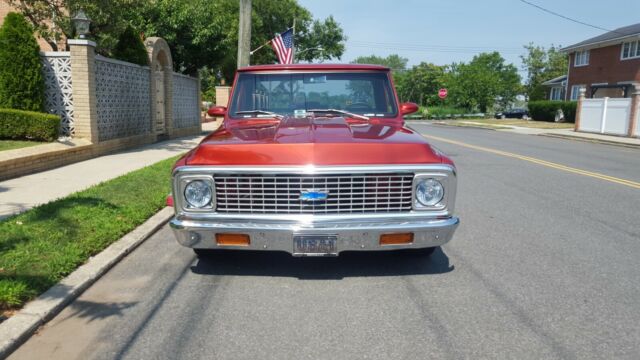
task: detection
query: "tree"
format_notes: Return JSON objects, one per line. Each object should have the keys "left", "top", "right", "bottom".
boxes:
{"left": 296, "top": 16, "right": 346, "bottom": 63}
{"left": 7, "top": 0, "right": 67, "bottom": 51}
{"left": 8, "top": 0, "right": 146, "bottom": 52}
{"left": 351, "top": 54, "right": 413, "bottom": 103}
{"left": 112, "top": 25, "right": 148, "bottom": 66}
{"left": 351, "top": 54, "right": 408, "bottom": 71}
{"left": 521, "top": 43, "right": 567, "bottom": 101}
{"left": 0, "top": 12, "right": 44, "bottom": 111}
{"left": 132, "top": 0, "right": 230, "bottom": 75}
{"left": 396, "top": 62, "right": 448, "bottom": 105}
{"left": 10, "top": 0, "right": 347, "bottom": 82}
{"left": 447, "top": 52, "right": 520, "bottom": 112}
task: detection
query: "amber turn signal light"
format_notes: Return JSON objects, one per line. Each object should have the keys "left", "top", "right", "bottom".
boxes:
{"left": 216, "top": 234, "right": 250, "bottom": 246}
{"left": 380, "top": 233, "right": 414, "bottom": 245}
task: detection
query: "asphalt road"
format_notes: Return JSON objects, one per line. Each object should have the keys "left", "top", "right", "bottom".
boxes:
{"left": 10, "top": 124, "right": 640, "bottom": 359}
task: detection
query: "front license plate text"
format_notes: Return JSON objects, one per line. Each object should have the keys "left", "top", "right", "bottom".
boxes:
{"left": 293, "top": 235, "right": 337, "bottom": 256}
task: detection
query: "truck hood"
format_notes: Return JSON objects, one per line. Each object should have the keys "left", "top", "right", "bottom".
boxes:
{"left": 186, "top": 116, "right": 444, "bottom": 166}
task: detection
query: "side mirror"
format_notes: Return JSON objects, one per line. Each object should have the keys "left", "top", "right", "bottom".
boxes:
{"left": 207, "top": 106, "right": 227, "bottom": 117}
{"left": 400, "top": 102, "right": 419, "bottom": 115}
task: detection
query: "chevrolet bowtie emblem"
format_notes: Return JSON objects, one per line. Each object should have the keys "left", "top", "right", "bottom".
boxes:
{"left": 299, "top": 189, "right": 329, "bottom": 202}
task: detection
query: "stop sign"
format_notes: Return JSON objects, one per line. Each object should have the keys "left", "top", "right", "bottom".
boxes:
{"left": 438, "top": 88, "right": 448, "bottom": 99}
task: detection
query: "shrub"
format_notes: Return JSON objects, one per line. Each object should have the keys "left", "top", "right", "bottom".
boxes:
{"left": 0, "top": 13, "right": 45, "bottom": 112}
{"left": 528, "top": 100, "right": 577, "bottom": 123}
{"left": 0, "top": 108, "right": 60, "bottom": 141}
{"left": 112, "top": 26, "right": 149, "bottom": 66}
{"left": 423, "top": 106, "right": 475, "bottom": 119}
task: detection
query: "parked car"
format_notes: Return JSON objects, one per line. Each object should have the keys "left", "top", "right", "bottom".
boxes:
{"left": 495, "top": 108, "right": 529, "bottom": 119}
{"left": 169, "top": 64, "right": 459, "bottom": 257}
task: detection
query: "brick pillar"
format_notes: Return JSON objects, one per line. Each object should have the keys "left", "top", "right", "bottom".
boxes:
{"left": 627, "top": 85, "right": 640, "bottom": 138}
{"left": 69, "top": 39, "right": 99, "bottom": 142}
{"left": 214, "top": 86, "right": 231, "bottom": 122}
{"left": 215, "top": 86, "right": 231, "bottom": 107}
{"left": 574, "top": 87, "right": 586, "bottom": 132}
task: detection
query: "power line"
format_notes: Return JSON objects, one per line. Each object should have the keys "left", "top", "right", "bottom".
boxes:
{"left": 348, "top": 43, "right": 523, "bottom": 55}
{"left": 518, "top": 0, "right": 623, "bottom": 35}
{"left": 349, "top": 40, "right": 522, "bottom": 51}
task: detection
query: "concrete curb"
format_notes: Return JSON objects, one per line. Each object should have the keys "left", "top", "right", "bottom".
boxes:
{"left": 539, "top": 133, "right": 640, "bottom": 149}
{"left": 0, "top": 207, "right": 174, "bottom": 359}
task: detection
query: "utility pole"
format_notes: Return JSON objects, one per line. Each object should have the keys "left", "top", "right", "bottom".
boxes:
{"left": 237, "top": 0, "right": 252, "bottom": 68}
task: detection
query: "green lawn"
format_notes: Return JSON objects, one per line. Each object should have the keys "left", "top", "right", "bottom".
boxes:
{"left": 0, "top": 140, "right": 46, "bottom": 152}
{"left": 0, "top": 155, "right": 179, "bottom": 310}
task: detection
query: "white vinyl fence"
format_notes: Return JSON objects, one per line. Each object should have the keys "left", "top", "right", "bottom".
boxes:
{"left": 636, "top": 102, "right": 640, "bottom": 137}
{"left": 578, "top": 98, "right": 632, "bottom": 136}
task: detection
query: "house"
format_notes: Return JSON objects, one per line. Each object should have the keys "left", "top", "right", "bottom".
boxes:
{"left": 542, "top": 75, "right": 567, "bottom": 101}
{"left": 0, "top": 0, "right": 65, "bottom": 51}
{"left": 560, "top": 23, "right": 640, "bottom": 101}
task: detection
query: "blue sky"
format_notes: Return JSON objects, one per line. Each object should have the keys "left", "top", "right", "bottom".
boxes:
{"left": 298, "top": 0, "right": 640, "bottom": 75}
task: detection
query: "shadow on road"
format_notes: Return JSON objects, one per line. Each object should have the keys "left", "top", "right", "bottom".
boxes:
{"left": 190, "top": 247, "right": 454, "bottom": 279}
{"left": 59, "top": 299, "right": 138, "bottom": 323}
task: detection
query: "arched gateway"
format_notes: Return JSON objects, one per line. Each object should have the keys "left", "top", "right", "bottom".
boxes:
{"left": 145, "top": 37, "right": 173, "bottom": 137}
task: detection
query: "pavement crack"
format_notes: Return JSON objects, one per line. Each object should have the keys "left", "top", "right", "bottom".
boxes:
{"left": 401, "top": 276, "right": 462, "bottom": 360}
{"left": 446, "top": 248, "right": 578, "bottom": 360}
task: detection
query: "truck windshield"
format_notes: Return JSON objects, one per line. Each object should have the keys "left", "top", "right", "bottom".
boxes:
{"left": 228, "top": 72, "right": 398, "bottom": 118}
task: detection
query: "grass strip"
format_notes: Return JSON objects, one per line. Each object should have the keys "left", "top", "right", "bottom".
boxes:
{"left": 0, "top": 155, "right": 179, "bottom": 310}
{"left": 0, "top": 140, "right": 45, "bottom": 152}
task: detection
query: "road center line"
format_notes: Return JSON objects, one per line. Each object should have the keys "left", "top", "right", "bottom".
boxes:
{"left": 421, "top": 134, "right": 640, "bottom": 190}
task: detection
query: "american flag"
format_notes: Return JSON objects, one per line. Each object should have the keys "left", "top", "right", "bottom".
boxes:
{"left": 270, "top": 28, "right": 294, "bottom": 64}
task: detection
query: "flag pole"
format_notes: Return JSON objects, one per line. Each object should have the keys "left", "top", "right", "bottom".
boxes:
{"left": 292, "top": 18, "right": 296, "bottom": 63}
{"left": 250, "top": 40, "right": 270, "bottom": 56}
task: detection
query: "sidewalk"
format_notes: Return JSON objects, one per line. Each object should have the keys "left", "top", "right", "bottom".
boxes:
{"left": 496, "top": 126, "right": 640, "bottom": 147}
{"left": 0, "top": 122, "right": 219, "bottom": 219}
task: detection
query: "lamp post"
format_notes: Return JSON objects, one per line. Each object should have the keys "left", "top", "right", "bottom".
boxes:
{"left": 71, "top": 10, "right": 91, "bottom": 39}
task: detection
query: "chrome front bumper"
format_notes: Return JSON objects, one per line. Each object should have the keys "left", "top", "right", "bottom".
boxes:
{"left": 170, "top": 215, "right": 459, "bottom": 255}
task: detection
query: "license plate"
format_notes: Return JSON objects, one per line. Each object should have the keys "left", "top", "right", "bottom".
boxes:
{"left": 293, "top": 235, "right": 337, "bottom": 256}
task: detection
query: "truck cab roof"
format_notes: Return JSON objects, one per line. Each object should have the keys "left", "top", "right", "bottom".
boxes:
{"left": 237, "top": 63, "right": 390, "bottom": 72}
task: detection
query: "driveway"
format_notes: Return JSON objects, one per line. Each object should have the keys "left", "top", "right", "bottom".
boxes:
{"left": 9, "top": 124, "right": 640, "bottom": 359}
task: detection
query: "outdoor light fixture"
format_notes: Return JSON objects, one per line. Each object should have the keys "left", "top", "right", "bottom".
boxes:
{"left": 72, "top": 10, "right": 91, "bottom": 39}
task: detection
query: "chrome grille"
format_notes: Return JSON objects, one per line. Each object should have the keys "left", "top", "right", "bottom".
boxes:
{"left": 215, "top": 173, "right": 414, "bottom": 214}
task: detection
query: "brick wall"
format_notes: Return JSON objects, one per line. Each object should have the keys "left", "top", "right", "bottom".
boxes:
{"left": 0, "top": 0, "right": 64, "bottom": 51}
{"left": 567, "top": 44, "right": 640, "bottom": 100}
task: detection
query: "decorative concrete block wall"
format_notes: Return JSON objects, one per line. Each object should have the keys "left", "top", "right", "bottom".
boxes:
{"left": 41, "top": 38, "right": 201, "bottom": 145}
{"left": 6, "top": 37, "right": 201, "bottom": 181}
{"left": 173, "top": 73, "right": 200, "bottom": 129}
{"left": 41, "top": 52, "right": 75, "bottom": 136}
{"left": 95, "top": 56, "right": 151, "bottom": 141}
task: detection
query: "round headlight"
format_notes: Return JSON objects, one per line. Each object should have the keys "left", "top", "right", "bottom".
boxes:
{"left": 184, "top": 180, "right": 212, "bottom": 208}
{"left": 416, "top": 178, "right": 444, "bottom": 207}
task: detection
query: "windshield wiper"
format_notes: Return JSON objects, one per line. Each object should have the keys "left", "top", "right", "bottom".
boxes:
{"left": 307, "top": 109, "right": 370, "bottom": 121}
{"left": 235, "top": 110, "right": 283, "bottom": 119}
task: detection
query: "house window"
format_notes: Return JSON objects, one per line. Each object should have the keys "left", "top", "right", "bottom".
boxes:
{"left": 550, "top": 87, "right": 562, "bottom": 101}
{"left": 570, "top": 85, "right": 586, "bottom": 100}
{"left": 621, "top": 40, "right": 640, "bottom": 60}
{"left": 574, "top": 50, "right": 589, "bottom": 66}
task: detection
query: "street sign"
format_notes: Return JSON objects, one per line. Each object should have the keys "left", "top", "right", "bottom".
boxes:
{"left": 438, "top": 88, "right": 448, "bottom": 99}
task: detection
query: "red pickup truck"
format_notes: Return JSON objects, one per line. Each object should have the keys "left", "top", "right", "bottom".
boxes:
{"left": 170, "top": 64, "right": 459, "bottom": 257}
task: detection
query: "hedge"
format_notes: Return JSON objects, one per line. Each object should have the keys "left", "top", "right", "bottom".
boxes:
{"left": 0, "top": 108, "right": 60, "bottom": 142}
{"left": 0, "top": 13, "right": 45, "bottom": 111}
{"left": 112, "top": 25, "right": 149, "bottom": 66}
{"left": 528, "top": 101, "right": 577, "bottom": 123}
